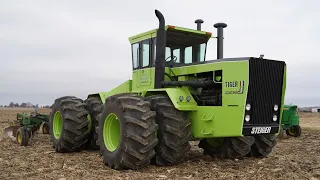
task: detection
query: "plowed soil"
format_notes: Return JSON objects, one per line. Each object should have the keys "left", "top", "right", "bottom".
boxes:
{"left": 0, "top": 108, "right": 319, "bottom": 180}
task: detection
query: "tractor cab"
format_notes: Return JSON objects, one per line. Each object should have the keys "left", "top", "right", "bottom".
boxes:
{"left": 128, "top": 25, "right": 212, "bottom": 70}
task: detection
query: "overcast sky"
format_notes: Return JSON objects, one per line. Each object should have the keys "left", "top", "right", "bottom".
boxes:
{"left": 0, "top": 0, "right": 319, "bottom": 107}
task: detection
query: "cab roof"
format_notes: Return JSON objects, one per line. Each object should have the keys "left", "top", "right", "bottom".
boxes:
{"left": 128, "top": 25, "right": 213, "bottom": 44}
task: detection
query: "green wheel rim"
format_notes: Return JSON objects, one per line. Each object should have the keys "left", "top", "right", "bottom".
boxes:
{"left": 87, "top": 114, "right": 92, "bottom": 132}
{"left": 53, "top": 111, "right": 63, "bottom": 139}
{"left": 206, "top": 138, "right": 224, "bottom": 147}
{"left": 103, "top": 113, "right": 120, "bottom": 152}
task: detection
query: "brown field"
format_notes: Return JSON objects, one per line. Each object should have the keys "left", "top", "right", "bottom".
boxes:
{"left": 0, "top": 108, "right": 319, "bottom": 180}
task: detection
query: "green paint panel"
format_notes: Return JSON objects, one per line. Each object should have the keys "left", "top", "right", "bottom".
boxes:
{"left": 189, "top": 106, "right": 244, "bottom": 138}
{"left": 281, "top": 104, "right": 300, "bottom": 129}
{"left": 88, "top": 80, "right": 132, "bottom": 103}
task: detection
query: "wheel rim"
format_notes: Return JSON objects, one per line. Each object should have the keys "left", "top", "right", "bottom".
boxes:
{"left": 206, "top": 138, "right": 224, "bottom": 146}
{"left": 43, "top": 123, "right": 48, "bottom": 133}
{"left": 289, "top": 127, "right": 296, "bottom": 135}
{"left": 53, "top": 111, "right": 63, "bottom": 138}
{"left": 103, "top": 113, "right": 120, "bottom": 152}
{"left": 17, "top": 131, "right": 22, "bottom": 143}
{"left": 87, "top": 114, "right": 92, "bottom": 132}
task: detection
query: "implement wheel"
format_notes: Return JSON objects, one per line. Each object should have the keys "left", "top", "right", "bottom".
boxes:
{"left": 286, "top": 125, "right": 301, "bottom": 137}
{"left": 85, "top": 96, "right": 102, "bottom": 150}
{"left": 199, "top": 136, "right": 255, "bottom": 159}
{"left": 146, "top": 95, "right": 192, "bottom": 166}
{"left": 42, "top": 122, "right": 50, "bottom": 134}
{"left": 16, "top": 127, "right": 29, "bottom": 146}
{"left": 50, "top": 96, "right": 90, "bottom": 152}
{"left": 248, "top": 134, "right": 277, "bottom": 157}
{"left": 98, "top": 94, "right": 158, "bottom": 170}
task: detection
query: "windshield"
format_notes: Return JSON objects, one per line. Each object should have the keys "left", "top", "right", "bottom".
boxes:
{"left": 154, "top": 40, "right": 207, "bottom": 64}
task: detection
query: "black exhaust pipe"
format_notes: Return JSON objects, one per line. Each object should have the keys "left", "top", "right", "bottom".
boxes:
{"left": 214, "top": 22, "right": 227, "bottom": 59}
{"left": 154, "top": 9, "right": 167, "bottom": 89}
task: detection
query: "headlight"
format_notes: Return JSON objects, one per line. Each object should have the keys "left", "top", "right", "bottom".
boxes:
{"left": 245, "top": 115, "right": 250, "bottom": 122}
{"left": 274, "top": 105, "right": 279, "bottom": 111}
{"left": 273, "top": 115, "right": 277, "bottom": 121}
{"left": 179, "top": 96, "right": 184, "bottom": 102}
{"left": 245, "top": 104, "right": 251, "bottom": 111}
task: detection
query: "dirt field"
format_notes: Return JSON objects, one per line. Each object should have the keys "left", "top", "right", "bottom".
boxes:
{"left": 0, "top": 108, "right": 319, "bottom": 180}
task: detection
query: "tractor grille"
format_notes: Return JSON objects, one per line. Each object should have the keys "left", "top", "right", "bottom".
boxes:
{"left": 246, "top": 58, "right": 285, "bottom": 125}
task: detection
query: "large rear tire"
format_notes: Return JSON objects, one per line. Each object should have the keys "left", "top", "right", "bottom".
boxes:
{"left": 248, "top": 134, "right": 277, "bottom": 157}
{"left": 198, "top": 136, "right": 255, "bottom": 159}
{"left": 85, "top": 96, "right": 102, "bottom": 150}
{"left": 98, "top": 94, "right": 159, "bottom": 170}
{"left": 146, "top": 95, "right": 192, "bottom": 166}
{"left": 50, "top": 96, "right": 90, "bottom": 152}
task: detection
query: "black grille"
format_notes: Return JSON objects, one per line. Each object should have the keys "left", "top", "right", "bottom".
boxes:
{"left": 246, "top": 58, "right": 285, "bottom": 125}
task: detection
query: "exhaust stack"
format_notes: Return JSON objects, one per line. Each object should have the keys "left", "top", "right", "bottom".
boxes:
{"left": 154, "top": 9, "right": 167, "bottom": 89}
{"left": 214, "top": 22, "right": 227, "bottom": 59}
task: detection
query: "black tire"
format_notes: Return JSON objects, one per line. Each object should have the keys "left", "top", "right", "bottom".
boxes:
{"left": 286, "top": 125, "right": 301, "bottom": 137}
{"left": 42, "top": 122, "right": 50, "bottom": 134}
{"left": 16, "top": 127, "right": 29, "bottom": 146}
{"left": 248, "top": 134, "right": 277, "bottom": 157}
{"left": 50, "top": 96, "right": 90, "bottom": 152}
{"left": 146, "top": 95, "right": 192, "bottom": 166}
{"left": 198, "top": 136, "right": 255, "bottom": 159}
{"left": 98, "top": 94, "right": 159, "bottom": 170}
{"left": 84, "top": 96, "right": 102, "bottom": 150}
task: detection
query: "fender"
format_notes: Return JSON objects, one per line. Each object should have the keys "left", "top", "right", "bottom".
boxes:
{"left": 145, "top": 87, "right": 198, "bottom": 111}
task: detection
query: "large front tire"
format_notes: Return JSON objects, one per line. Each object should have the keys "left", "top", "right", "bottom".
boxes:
{"left": 146, "top": 95, "right": 192, "bottom": 166}
{"left": 50, "top": 96, "right": 90, "bottom": 152}
{"left": 98, "top": 94, "right": 159, "bottom": 170}
{"left": 248, "top": 134, "right": 277, "bottom": 157}
{"left": 198, "top": 136, "right": 255, "bottom": 159}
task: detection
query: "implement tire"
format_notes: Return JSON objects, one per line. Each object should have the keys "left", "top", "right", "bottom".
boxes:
{"left": 50, "top": 96, "right": 90, "bottom": 152}
{"left": 286, "top": 125, "right": 302, "bottom": 137}
{"left": 98, "top": 94, "right": 158, "bottom": 170}
{"left": 85, "top": 96, "right": 102, "bottom": 150}
{"left": 16, "top": 127, "right": 29, "bottom": 146}
{"left": 248, "top": 134, "right": 277, "bottom": 157}
{"left": 146, "top": 95, "right": 192, "bottom": 166}
{"left": 198, "top": 136, "right": 255, "bottom": 159}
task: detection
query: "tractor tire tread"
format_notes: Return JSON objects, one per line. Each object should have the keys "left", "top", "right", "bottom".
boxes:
{"left": 146, "top": 95, "right": 192, "bottom": 166}
{"left": 50, "top": 97, "right": 89, "bottom": 153}
{"left": 199, "top": 136, "right": 255, "bottom": 159}
{"left": 248, "top": 134, "right": 277, "bottom": 157}
{"left": 85, "top": 96, "right": 102, "bottom": 150}
{"left": 99, "top": 94, "right": 159, "bottom": 170}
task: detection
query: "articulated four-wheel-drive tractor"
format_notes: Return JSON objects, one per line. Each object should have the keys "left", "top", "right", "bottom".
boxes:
{"left": 49, "top": 9, "right": 286, "bottom": 170}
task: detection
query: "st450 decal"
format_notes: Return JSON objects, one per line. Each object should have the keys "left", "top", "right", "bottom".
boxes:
{"left": 251, "top": 127, "right": 271, "bottom": 134}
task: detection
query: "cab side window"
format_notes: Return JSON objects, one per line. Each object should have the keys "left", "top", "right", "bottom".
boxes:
{"left": 141, "top": 40, "right": 150, "bottom": 67}
{"left": 132, "top": 43, "right": 139, "bottom": 69}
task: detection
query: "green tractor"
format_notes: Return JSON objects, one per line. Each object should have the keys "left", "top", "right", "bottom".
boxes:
{"left": 4, "top": 111, "right": 50, "bottom": 146}
{"left": 277, "top": 104, "right": 301, "bottom": 139}
{"left": 49, "top": 9, "right": 286, "bottom": 170}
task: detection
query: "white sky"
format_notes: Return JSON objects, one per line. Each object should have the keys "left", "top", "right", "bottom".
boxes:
{"left": 0, "top": 0, "right": 319, "bottom": 106}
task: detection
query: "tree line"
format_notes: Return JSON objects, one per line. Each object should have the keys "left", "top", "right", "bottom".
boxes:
{"left": 0, "top": 102, "right": 51, "bottom": 108}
